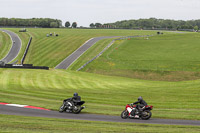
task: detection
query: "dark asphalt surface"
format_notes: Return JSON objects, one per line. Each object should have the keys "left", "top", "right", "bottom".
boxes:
{"left": 55, "top": 36, "right": 120, "bottom": 69}
{"left": 0, "top": 105, "right": 199, "bottom": 126}
{"left": 0, "top": 29, "right": 21, "bottom": 63}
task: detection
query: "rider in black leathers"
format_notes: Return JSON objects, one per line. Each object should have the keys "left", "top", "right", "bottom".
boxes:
{"left": 64, "top": 93, "right": 81, "bottom": 107}
{"left": 133, "top": 96, "right": 148, "bottom": 111}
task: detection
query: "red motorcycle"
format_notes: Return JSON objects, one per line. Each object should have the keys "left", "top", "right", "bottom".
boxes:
{"left": 121, "top": 104, "right": 153, "bottom": 120}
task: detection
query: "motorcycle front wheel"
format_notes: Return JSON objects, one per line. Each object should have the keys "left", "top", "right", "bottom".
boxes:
{"left": 141, "top": 110, "right": 152, "bottom": 120}
{"left": 121, "top": 110, "right": 129, "bottom": 119}
{"left": 72, "top": 105, "right": 82, "bottom": 114}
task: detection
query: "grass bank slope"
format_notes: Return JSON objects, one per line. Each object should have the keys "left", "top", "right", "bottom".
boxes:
{"left": 81, "top": 33, "right": 200, "bottom": 81}
{"left": 15, "top": 28, "right": 156, "bottom": 68}
{"left": 0, "top": 69, "right": 199, "bottom": 120}
{"left": 0, "top": 30, "right": 12, "bottom": 60}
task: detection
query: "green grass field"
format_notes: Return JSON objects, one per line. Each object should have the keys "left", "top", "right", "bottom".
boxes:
{"left": 0, "top": 30, "right": 12, "bottom": 60}
{"left": 0, "top": 68, "right": 199, "bottom": 120}
{"left": 0, "top": 114, "right": 199, "bottom": 133}
{"left": 7, "top": 28, "right": 158, "bottom": 68}
{"left": 79, "top": 32, "right": 200, "bottom": 81}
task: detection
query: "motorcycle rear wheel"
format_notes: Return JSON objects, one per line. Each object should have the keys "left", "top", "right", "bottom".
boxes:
{"left": 141, "top": 110, "right": 152, "bottom": 120}
{"left": 121, "top": 110, "right": 129, "bottom": 119}
{"left": 73, "top": 105, "right": 82, "bottom": 114}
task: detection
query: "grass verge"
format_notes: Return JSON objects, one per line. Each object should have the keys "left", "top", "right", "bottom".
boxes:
{"left": 0, "top": 114, "right": 199, "bottom": 133}
{"left": 0, "top": 30, "right": 12, "bottom": 60}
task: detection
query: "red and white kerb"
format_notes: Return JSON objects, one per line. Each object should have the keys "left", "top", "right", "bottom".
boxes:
{"left": 0, "top": 102, "right": 50, "bottom": 111}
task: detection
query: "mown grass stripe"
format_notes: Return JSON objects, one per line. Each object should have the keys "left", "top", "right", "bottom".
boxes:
{"left": 0, "top": 31, "right": 12, "bottom": 60}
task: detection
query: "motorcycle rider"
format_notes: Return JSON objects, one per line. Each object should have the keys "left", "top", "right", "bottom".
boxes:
{"left": 64, "top": 93, "right": 81, "bottom": 109}
{"left": 133, "top": 96, "right": 147, "bottom": 111}
{"left": 128, "top": 96, "right": 148, "bottom": 118}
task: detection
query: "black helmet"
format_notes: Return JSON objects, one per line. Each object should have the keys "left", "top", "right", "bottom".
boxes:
{"left": 138, "top": 96, "right": 143, "bottom": 101}
{"left": 74, "top": 92, "right": 78, "bottom": 97}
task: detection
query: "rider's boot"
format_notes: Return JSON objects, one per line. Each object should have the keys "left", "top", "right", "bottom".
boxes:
{"left": 129, "top": 109, "right": 136, "bottom": 118}
{"left": 134, "top": 115, "right": 139, "bottom": 118}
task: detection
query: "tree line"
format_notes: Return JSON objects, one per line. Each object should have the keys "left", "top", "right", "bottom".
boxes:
{"left": 0, "top": 18, "right": 62, "bottom": 28}
{"left": 90, "top": 18, "right": 200, "bottom": 31}
{"left": 1, "top": 17, "right": 199, "bottom": 30}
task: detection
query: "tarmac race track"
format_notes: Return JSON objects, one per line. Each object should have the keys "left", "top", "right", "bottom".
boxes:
{"left": 0, "top": 29, "right": 21, "bottom": 63}
{"left": 55, "top": 36, "right": 120, "bottom": 69}
{"left": 0, "top": 105, "right": 200, "bottom": 126}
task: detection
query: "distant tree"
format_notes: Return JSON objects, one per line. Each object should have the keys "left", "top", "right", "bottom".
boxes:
{"left": 50, "top": 22, "right": 59, "bottom": 28}
{"left": 95, "top": 23, "right": 102, "bottom": 28}
{"left": 194, "top": 26, "right": 199, "bottom": 31}
{"left": 72, "top": 22, "right": 77, "bottom": 28}
{"left": 89, "top": 23, "right": 95, "bottom": 28}
{"left": 65, "top": 21, "right": 70, "bottom": 28}
{"left": 56, "top": 19, "right": 62, "bottom": 28}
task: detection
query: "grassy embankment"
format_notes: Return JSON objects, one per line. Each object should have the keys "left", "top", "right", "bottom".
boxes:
{"left": 15, "top": 28, "right": 157, "bottom": 68}
{"left": 69, "top": 31, "right": 177, "bottom": 71}
{"left": 0, "top": 30, "right": 12, "bottom": 60}
{"left": 0, "top": 68, "right": 199, "bottom": 120}
{"left": 0, "top": 114, "right": 199, "bottom": 133}
{"left": 74, "top": 32, "right": 200, "bottom": 81}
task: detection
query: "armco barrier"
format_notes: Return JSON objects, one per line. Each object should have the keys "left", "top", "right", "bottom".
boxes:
{"left": 0, "top": 64, "right": 49, "bottom": 70}
{"left": 77, "top": 35, "right": 152, "bottom": 71}
{"left": 21, "top": 37, "right": 32, "bottom": 64}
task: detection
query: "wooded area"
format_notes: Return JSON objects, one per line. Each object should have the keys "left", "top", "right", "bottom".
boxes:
{"left": 91, "top": 18, "right": 200, "bottom": 30}
{"left": 0, "top": 18, "right": 62, "bottom": 28}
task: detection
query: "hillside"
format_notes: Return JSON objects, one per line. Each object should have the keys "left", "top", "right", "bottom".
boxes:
{"left": 9, "top": 28, "right": 156, "bottom": 68}
{"left": 76, "top": 32, "right": 200, "bottom": 81}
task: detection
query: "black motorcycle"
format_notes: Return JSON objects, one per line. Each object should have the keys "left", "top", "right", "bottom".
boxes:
{"left": 59, "top": 100, "right": 85, "bottom": 114}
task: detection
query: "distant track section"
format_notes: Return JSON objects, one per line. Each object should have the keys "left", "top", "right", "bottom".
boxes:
{"left": 0, "top": 29, "right": 21, "bottom": 63}
{"left": 55, "top": 36, "right": 120, "bottom": 69}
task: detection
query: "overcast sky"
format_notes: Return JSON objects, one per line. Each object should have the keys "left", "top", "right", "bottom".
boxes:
{"left": 0, "top": 0, "right": 200, "bottom": 27}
